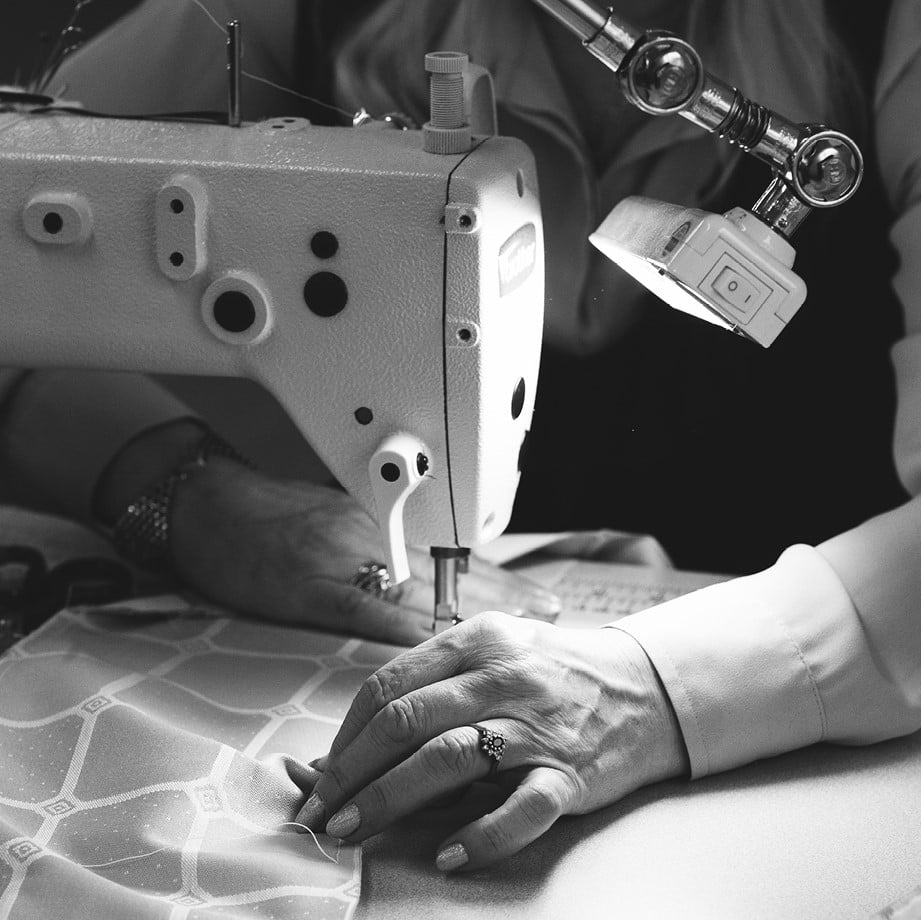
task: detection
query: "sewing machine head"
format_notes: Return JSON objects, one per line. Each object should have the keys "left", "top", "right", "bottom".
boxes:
{"left": 0, "top": 63, "right": 544, "bottom": 626}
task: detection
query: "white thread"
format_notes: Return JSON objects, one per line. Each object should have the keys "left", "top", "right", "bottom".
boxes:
{"left": 240, "top": 72, "right": 352, "bottom": 116}
{"left": 188, "top": 0, "right": 224, "bottom": 32}
{"left": 77, "top": 822, "right": 339, "bottom": 870}
{"left": 80, "top": 847, "right": 168, "bottom": 868}
{"left": 276, "top": 823, "right": 339, "bottom": 864}
{"left": 188, "top": 0, "right": 354, "bottom": 119}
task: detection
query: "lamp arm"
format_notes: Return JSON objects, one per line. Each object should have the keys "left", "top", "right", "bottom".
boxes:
{"left": 529, "top": 0, "right": 863, "bottom": 236}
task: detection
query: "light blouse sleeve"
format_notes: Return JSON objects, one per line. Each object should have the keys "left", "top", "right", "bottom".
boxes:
{"left": 613, "top": 0, "right": 921, "bottom": 779}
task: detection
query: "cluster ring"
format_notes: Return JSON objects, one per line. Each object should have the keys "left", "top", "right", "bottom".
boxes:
{"left": 467, "top": 723, "right": 506, "bottom": 776}
{"left": 351, "top": 562, "right": 392, "bottom": 599}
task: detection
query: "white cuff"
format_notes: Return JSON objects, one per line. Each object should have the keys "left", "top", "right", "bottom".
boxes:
{"left": 611, "top": 546, "right": 855, "bottom": 778}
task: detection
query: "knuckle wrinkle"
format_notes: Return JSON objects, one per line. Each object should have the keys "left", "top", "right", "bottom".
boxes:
{"left": 362, "top": 670, "right": 401, "bottom": 712}
{"left": 426, "top": 730, "right": 476, "bottom": 775}
{"left": 380, "top": 696, "right": 425, "bottom": 745}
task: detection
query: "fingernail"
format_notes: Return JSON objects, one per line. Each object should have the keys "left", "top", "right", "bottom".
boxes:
{"left": 309, "top": 755, "right": 328, "bottom": 772}
{"left": 435, "top": 842, "right": 469, "bottom": 872}
{"left": 295, "top": 791, "right": 325, "bottom": 829}
{"left": 326, "top": 802, "right": 361, "bottom": 838}
{"left": 535, "top": 592, "right": 562, "bottom": 616}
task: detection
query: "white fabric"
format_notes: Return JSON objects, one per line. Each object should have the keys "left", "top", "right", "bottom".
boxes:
{"left": 0, "top": 599, "right": 366, "bottom": 918}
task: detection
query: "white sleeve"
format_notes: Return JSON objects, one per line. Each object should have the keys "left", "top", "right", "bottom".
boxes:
{"left": 614, "top": 536, "right": 921, "bottom": 779}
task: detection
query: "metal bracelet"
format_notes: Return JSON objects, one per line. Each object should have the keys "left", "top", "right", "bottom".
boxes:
{"left": 112, "top": 431, "right": 251, "bottom": 570}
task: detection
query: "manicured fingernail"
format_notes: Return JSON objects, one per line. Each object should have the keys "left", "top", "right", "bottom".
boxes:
{"left": 326, "top": 803, "right": 361, "bottom": 838}
{"left": 435, "top": 842, "right": 469, "bottom": 872}
{"left": 295, "top": 791, "right": 325, "bottom": 829}
{"left": 535, "top": 592, "right": 562, "bottom": 615}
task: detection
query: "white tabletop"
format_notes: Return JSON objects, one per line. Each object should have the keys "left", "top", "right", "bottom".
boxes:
{"left": 358, "top": 729, "right": 921, "bottom": 920}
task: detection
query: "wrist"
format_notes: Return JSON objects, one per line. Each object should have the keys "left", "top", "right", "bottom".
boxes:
{"left": 604, "top": 626, "right": 691, "bottom": 783}
{"left": 93, "top": 418, "right": 208, "bottom": 527}
{"left": 101, "top": 423, "right": 253, "bottom": 571}
{"left": 167, "top": 453, "right": 261, "bottom": 584}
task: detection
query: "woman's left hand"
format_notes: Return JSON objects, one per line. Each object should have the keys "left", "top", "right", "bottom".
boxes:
{"left": 169, "top": 460, "right": 560, "bottom": 646}
{"left": 296, "top": 612, "right": 689, "bottom": 870}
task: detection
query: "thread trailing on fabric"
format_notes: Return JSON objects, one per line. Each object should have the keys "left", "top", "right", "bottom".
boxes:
{"left": 79, "top": 849, "right": 169, "bottom": 869}
{"left": 278, "top": 822, "right": 340, "bottom": 863}
{"left": 76, "top": 821, "right": 340, "bottom": 869}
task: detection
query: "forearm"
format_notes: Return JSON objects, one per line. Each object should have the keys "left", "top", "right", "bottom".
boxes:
{"left": 0, "top": 370, "right": 196, "bottom": 523}
{"left": 92, "top": 417, "right": 210, "bottom": 527}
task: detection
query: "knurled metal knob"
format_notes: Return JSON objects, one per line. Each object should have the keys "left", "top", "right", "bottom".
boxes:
{"left": 423, "top": 51, "right": 472, "bottom": 155}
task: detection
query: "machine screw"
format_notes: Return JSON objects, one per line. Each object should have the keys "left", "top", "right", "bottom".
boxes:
{"left": 801, "top": 144, "right": 852, "bottom": 199}
{"left": 653, "top": 57, "right": 695, "bottom": 102}
{"left": 791, "top": 130, "right": 863, "bottom": 207}
{"left": 821, "top": 156, "right": 845, "bottom": 186}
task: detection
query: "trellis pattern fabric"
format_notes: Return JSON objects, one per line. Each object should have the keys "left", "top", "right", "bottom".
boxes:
{"left": 0, "top": 596, "right": 394, "bottom": 919}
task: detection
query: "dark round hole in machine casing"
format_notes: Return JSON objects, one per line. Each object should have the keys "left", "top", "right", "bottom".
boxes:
{"left": 304, "top": 272, "right": 348, "bottom": 317}
{"left": 380, "top": 462, "right": 401, "bottom": 483}
{"left": 43, "top": 211, "right": 64, "bottom": 234}
{"left": 213, "top": 290, "right": 257, "bottom": 333}
{"left": 311, "top": 231, "right": 340, "bottom": 259}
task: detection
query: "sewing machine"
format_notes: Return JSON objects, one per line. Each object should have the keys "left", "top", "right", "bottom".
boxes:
{"left": 0, "top": 0, "right": 862, "bottom": 628}
{"left": 0, "top": 53, "right": 544, "bottom": 629}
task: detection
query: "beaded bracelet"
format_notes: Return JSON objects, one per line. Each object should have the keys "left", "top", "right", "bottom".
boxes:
{"left": 112, "top": 430, "right": 252, "bottom": 570}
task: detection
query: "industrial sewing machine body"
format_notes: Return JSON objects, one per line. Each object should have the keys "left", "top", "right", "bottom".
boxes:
{"left": 0, "top": 108, "right": 544, "bottom": 568}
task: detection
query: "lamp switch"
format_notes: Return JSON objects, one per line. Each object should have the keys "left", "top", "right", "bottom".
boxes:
{"left": 710, "top": 262, "right": 768, "bottom": 318}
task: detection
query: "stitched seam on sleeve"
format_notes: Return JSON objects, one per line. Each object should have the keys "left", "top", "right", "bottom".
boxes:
{"left": 776, "top": 616, "right": 828, "bottom": 740}
{"left": 653, "top": 643, "right": 711, "bottom": 777}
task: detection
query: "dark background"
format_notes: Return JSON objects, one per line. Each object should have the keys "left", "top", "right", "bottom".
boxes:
{"left": 2, "top": 2, "right": 142, "bottom": 85}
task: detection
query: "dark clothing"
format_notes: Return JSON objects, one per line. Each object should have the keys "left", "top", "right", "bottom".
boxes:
{"left": 311, "top": 1, "right": 906, "bottom": 574}
{"left": 510, "top": 4, "right": 905, "bottom": 573}
{"left": 510, "top": 152, "right": 907, "bottom": 573}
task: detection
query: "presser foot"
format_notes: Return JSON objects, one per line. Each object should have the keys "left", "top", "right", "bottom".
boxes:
{"left": 431, "top": 546, "right": 470, "bottom": 633}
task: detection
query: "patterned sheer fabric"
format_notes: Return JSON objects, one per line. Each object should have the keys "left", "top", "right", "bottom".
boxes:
{"left": 0, "top": 590, "right": 394, "bottom": 918}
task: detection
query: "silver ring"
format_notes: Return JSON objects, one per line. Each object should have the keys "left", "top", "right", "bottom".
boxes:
{"left": 351, "top": 562, "right": 392, "bottom": 599}
{"left": 467, "top": 724, "right": 506, "bottom": 775}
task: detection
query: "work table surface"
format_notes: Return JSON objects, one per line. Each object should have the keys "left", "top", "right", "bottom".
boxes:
{"left": 359, "top": 729, "right": 921, "bottom": 920}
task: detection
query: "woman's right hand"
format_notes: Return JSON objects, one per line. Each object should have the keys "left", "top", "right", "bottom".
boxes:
{"left": 296, "top": 612, "right": 689, "bottom": 869}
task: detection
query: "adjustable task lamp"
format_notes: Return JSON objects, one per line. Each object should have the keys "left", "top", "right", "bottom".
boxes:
{"left": 531, "top": 0, "right": 863, "bottom": 346}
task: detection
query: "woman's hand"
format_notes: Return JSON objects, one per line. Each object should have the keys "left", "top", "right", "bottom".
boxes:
{"left": 295, "top": 612, "right": 689, "bottom": 870}
{"left": 169, "top": 459, "right": 560, "bottom": 646}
